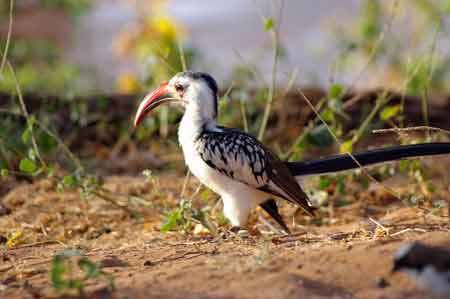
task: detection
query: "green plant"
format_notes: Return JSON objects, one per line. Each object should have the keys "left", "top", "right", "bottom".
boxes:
{"left": 160, "top": 199, "right": 217, "bottom": 235}
{"left": 50, "top": 249, "right": 114, "bottom": 295}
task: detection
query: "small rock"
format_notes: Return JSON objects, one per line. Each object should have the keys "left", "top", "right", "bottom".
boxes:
{"left": 100, "top": 256, "right": 129, "bottom": 268}
{"left": 193, "top": 224, "right": 209, "bottom": 236}
{"left": 144, "top": 260, "right": 154, "bottom": 267}
{"left": 377, "top": 277, "right": 390, "bottom": 288}
{"left": 0, "top": 235, "right": 7, "bottom": 244}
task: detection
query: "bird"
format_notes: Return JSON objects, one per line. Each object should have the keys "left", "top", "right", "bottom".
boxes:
{"left": 133, "top": 71, "right": 450, "bottom": 233}
{"left": 392, "top": 242, "right": 450, "bottom": 296}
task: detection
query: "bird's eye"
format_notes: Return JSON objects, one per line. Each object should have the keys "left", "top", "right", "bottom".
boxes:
{"left": 175, "top": 83, "right": 184, "bottom": 92}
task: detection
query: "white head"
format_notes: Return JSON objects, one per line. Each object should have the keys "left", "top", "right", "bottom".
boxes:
{"left": 134, "top": 71, "right": 219, "bottom": 127}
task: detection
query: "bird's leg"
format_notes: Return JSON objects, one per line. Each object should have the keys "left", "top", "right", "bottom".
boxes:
{"left": 259, "top": 199, "right": 290, "bottom": 234}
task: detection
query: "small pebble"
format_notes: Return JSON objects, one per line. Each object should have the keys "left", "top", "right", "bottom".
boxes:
{"left": 144, "top": 260, "right": 154, "bottom": 267}
{"left": 377, "top": 277, "right": 390, "bottom": 288}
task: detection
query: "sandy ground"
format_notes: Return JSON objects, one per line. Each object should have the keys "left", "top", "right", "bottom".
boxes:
{"left": 1, "top": 169, "right": 449, "bottom": 299}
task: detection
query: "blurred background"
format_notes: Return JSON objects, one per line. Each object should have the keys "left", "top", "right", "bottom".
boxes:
{"left": 1, "top": 0, "right": 450, "bottom": 180}
{"left": 1, "top": 0, "right": 449, "bottom": 96}
{"left": 1, "top": 3, "right": 450, "bottom": 287}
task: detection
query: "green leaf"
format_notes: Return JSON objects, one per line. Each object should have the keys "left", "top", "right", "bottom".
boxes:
{"left": 328, "top": 83, "right": 343, "bottom": 99}
{"left": 62, "top": 175, "right": 77, "bottom": 187}
{"left": 340, "top": 140, "right": 353, "bottom": 153}
{"left": 264, "top": 18, "right": 274, "bottom": 31}
{"left": 19, "top": 158, "right": 37, "bottom": 174}
{"left": 201, "top": 189, "right": 211, "bottom": 202}
{"left": 27, "top": 115, "right": 36, "bottom": 127}
{"left": 337, "top": 176, "right": 346, "bottom": 194}
{"left": 79, "top": 258, "right": 101, "bottom": 279}
{"left": 318, "top": 177, "right": 331, "bottom": 190}
{"left": 306, "top": 125, "right": 334, "bottom": 148}
{"left": 21, "top": 127, "right": 32, "bottom": 144}
{"left": 160, "top": 210, "right": 182, "bottom": 232}
{"left": 380, "top": 105, "right": 401, "bottom": 121}
{"left": 51, "top": 255, "right": 68, "bottom": 290}
{"left": 0, "top": 169, "right": 9, "bottom": 177}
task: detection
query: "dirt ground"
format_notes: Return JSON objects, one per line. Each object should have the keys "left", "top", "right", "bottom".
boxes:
{"left": 1, "top": 166, "right": 450, "bottom": 299}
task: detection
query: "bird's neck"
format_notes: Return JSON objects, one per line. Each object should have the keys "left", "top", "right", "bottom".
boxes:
{"left": 178, "top": 103, "right": 217, "bottom": 147}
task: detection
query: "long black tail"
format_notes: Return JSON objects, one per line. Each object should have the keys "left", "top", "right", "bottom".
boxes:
{"left": 286, "top": 143, "right": 450, "bottom": 177}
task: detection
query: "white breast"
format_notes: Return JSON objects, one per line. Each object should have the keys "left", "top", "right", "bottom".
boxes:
{"left": 177, "top": 115, "right": 268, "bottom": 226}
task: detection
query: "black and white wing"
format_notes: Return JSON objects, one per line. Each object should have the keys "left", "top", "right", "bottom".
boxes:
{"left": 195, "top": 127, "right": 314, "bottom": 215}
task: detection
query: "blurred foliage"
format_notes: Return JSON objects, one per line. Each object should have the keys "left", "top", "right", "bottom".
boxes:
{"left": 114, "top": 8, "right": 196, "bottom": 93}
{"left": 0, "top": 0, "right": 93, "bottom": 95}
{"left": 114, "top": 1, "right": 197, "bottom": 138}
{"left": 0, "top": 0, "right": 91, "bottom": 17}
{"left": 332, "top": 0, "right": 450, "bottom": 93}
{"left": 50, "top": 249, "right": 114, "bottom": 296}
{"left": 0, "top": 39, "right": 85, "bottom": 95}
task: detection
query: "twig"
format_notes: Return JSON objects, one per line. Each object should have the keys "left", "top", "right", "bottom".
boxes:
{"left": 180, "top": 169, "right": 190, "bottom": 198}
{"left": 281, "top": 98, "right": 326, "bottom": 160}
{"left": 351, "top": 90, "right": 391, "bottom": 145}
{"left": 390, "top": 227, "right": 427, "bottom": 237}
{"left": 421, "top": 22, "right": 441, "bottom": 133}
{"left": 0, "top": 265, "right": 13, "bottom": 273}
{"left": 91, "top": 190, "right": 135, "bottom": 214}
{"left": 0, "top": 0, "right": 14, "bottom": 74}
{"left": 7, "top": 240, "right": 60, "bottom": 250}
{"left": 258, "top": 216, "right": 283, "bottom": 235}
{"left": 372, "top": 126, "right": 450, "bottom": 137}
{"left": 369, "top": 217, "right": 389, "bottom": 233}
{"left": 295, "top": 86, "right": 401, "bottom": 200}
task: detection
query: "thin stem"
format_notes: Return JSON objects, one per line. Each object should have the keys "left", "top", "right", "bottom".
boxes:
{"left": 0, "top": 0, "right": 14, "bottom": 74}
{"left": 296, "top": 86, "right": 400, "bottom": 200}
{"left": 351, "top": 91, "right": 390, "bottom": 145}
{"left": 240, "top": 99, "right": 249, "bottom": 133}
{"left": 0, "top": 109, "right": 84, "bottom": 171}
{"left": 177, "top": 38, "right": 187, "bottom": 72}
{"left": 421, "top": 22, "right": 441, "bottom": 136}
{"left": 7, "top": 61, "right": 47, "bottom": 168}
{"left": 282, "top": 98, "right": 326, "bottom": 160}
{"left": 372, "top": 126, "right": 450, "bottom": 137}
{"left": 257, "top": 0, "right": 283, "bottom": 141}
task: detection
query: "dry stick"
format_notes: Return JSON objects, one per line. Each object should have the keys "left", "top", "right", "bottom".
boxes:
{"left": 296, "top": 87, "right": 401, "bottom": 199}
{"left": 7, "top": 61, "right": 47, "bottom": 168}
{"left": 421, "top": 22, "right": 441, "bottom": 136}
{"left": 0, "top": 0, "right": 14, "bottom": 74}
{"left": 351, "top": 91, "right": 390, "bottom": 145}
{"left": 372, "top": 126, "right": 450, "bottom": 137}
{"left": 257, "top": 0, "right": 284, "bottom": 141}
{"left": 282, "top": 98, "right": 327, "bottom": 160}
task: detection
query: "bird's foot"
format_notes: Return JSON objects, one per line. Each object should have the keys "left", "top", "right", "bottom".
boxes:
{"left": 220, "top": 226, "right": 250, "bottom": 240}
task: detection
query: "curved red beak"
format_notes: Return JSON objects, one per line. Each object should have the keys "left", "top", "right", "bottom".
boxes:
{"left": 134, "top": 82, "right": 171, "bottom": 127}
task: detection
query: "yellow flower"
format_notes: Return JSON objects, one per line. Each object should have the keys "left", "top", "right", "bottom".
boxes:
{"left": 117, "top": 73, "right": 141, "bottom": 94}
{"left": 150, "top": 16, "right": 180, "bottom": 40}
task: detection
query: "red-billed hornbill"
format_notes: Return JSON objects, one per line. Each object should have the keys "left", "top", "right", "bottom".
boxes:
{"left": 134, "top": 71, "right": 450, "bottom": 233}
